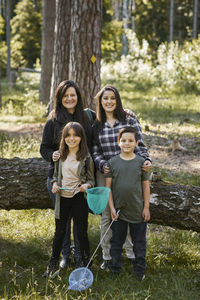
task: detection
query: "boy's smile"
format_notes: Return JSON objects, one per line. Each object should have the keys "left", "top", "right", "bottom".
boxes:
{"left": 118, "top": 132, "right": 138, "bottom": 155}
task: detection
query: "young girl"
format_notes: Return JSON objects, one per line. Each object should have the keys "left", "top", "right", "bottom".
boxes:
{"left": 43, "top": 122, "right": 95, "bottom": 277}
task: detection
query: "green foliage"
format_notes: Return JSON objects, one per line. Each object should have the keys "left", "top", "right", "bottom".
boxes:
{"left": 10, "top": 0, "right": 42, "bottom": 68}
{"left": 102, "top": 32, "right": 200, "bottom": 94}
{"left": 0, "top": 15, "right": 7, "bottom": 74}
{"left": 102, "top": 19, "right": 123, "bottom": 62}
{"left": 0, "top": 15, "right": 5, "bottom": 35}
{"left": 102, "top": 0, "right": 123, "bottom": 62}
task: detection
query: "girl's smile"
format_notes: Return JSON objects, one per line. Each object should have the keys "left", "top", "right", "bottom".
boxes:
{"left": 65, "top": 128, "right": 81, "bottom": 150}
{"left": 62, "top": 87, "right": 78, "bottom": 113}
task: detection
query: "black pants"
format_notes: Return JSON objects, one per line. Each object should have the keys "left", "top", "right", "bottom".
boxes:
{"left": 51, "top": 193, "right": 89, "bottom": 262}
{"left": 110, "top": 219, "right": 147, "bottom": 275}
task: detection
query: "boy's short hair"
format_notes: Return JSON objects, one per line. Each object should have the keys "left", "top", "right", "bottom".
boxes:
{"left": 118, "top": 126, "right": 139, "bottom": 143}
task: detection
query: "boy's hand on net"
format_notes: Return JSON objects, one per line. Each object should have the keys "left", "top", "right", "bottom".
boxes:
{"left": 52, "top": 182, "right": 60, "bottom": 194}
{"left": 142, "top": 207, "right": 150, "bottom": 222}
{"left": 111, "top": 208, "right": 119, "bottom": 221}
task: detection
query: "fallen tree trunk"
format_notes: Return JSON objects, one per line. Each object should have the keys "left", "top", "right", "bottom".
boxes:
{"left": 0, "top": 158, "right": 200, "bottom": 232}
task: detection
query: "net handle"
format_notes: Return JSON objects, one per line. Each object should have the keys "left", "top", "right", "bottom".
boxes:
{"left": 86, "top": 210, "right": 120, "bottom": 268}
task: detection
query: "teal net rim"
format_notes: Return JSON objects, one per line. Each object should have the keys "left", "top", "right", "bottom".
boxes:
{"left": 86, "top": 187, "right": 110, "bottom": 195}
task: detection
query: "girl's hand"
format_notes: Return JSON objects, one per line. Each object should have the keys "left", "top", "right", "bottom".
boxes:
{"left": 111, "top": 208, "right": 119, "bottom": 221}
{"left": 142, "top": 160, "right": 152, "bottom": 172}
{"left": 52, "top": 150, "right": 60, "bottom": 162}
{"left": 52, "top": 182, "right": 60, "bottom": 194}
{"left": 103, "top": 164, "right": 110, "bottom": 174}
{"left": 80, "top": 183, "right": 90, "bottom": 192}
{"left": 142, "top": 207, "right": 150, "bottom": 222}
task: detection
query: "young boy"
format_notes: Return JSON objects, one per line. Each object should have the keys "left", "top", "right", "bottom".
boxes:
{"left": 105, "top": 126, "right": 150, "bottom": 280}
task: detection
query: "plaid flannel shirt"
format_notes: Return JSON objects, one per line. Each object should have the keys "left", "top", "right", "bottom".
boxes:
{"left": 92, "top": 115, "right": 151, "bottom": 172}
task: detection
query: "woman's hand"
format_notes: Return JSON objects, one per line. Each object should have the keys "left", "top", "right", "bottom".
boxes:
{"left": 80, "top": 183, "right": 90, "bottom": 192}
{"left": 142, "top": 160, "right": 152, "bottom": 172}
{"left": 52, "top": 150, "right": 60, "bottom": 162}
{"left": 103, "top": 164, "right": 110, "bottom": 174}
{"left": 52, "top": 182, "right": 60, "bottom": 194}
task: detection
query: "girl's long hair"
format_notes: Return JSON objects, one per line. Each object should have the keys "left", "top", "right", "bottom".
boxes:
{"left": 95, "top": 85, "right": 126, "bottom": 126}
{"left": 52, "top": 80, "right": 87, "bottom": 126}
{"left": 59, "top": 122, "right": 88, "bottom": 161}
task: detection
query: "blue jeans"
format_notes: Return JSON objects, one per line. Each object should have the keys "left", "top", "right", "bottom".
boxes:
{"left": 110, "top": 219, "right": 147, "bottom": 275}
{"left": 47, "top": 177, "right": 81, "bottom": 258}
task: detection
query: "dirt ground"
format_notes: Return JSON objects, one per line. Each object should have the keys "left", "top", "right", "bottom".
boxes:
{"left": 1, "top": 122, "right": 200, "bottom": 179}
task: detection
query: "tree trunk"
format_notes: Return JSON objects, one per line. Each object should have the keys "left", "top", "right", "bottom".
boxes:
{"left": 6, "top": 0, "right": 11, "bottom": 89}
{"left": 39, "top": 0, "right": 56, "bottom": 104}
{"left": 69, "top": 0, "right": 102, "bottom": 109}
{"left": 48, "top": 0, "right": 71, "bottom": 112}
{"left": 0, "top": 157, "right": 200, "bottom": 233}
{"left": 169, "top": 0, "right": 174, "bottom": 42}
{"left": 193, "top": 0, "right": 198, "bottom": 38}
{"left": 122, "top": 0, "right": 129, "bottom": 55}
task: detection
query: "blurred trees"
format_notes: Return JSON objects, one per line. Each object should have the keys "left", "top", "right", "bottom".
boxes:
{"left": 39, "top": 0, "right": 55, "bottom": 104}
{"left": 0, "top": 0, "right": 199, "bottom": 84}
{"left": 10, "top": 0, "right": 42, "bottom": 68}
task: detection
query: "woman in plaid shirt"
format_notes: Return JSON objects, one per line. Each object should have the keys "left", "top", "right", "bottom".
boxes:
{"left": 92, "top": 85, "right": 152, "bottom": 270}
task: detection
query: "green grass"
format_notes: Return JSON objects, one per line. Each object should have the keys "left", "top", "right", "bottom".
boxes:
{"left": 0, "top": 74, "right": 46, "bottom": 123}
{"left": 0, "top": 210, "right": 200, "bottom": 300}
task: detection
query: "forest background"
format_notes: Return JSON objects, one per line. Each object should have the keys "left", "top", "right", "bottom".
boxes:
{"left": 0, "top": 0, "right": 200, "bottom": 299}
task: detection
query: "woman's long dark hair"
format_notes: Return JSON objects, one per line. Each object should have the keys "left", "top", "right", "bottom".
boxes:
{"left": 52, "top": 80, "right": 87, "bottom": 126}
{"left": 95, "top": 85, "right": 126, "bottom": 125}
{"left": 59, "top": 122, "right": 88, "bottom": 161}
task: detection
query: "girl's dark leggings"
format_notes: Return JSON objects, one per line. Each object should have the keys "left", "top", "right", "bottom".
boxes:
{"left": 51, "top": 193, "right": 89, "bottom": 261}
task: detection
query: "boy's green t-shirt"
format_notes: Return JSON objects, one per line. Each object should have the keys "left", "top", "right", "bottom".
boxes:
{"left": 107, "top": 155, "right": 150, "bottom": 223}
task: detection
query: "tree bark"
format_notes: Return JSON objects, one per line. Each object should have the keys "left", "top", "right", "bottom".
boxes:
{"left": 6, "top": 0, "right": 11, "bottom": 89}
{"left": 0, "top": 157, "right": 200, "bottom": 233}
{"left": 169, "top": 0, "right": 174, "bottom": 42}
{"left": 48, "top": 0, "right": 72, "bottom": 112}
{"left": 69, "top": 0, "right": 102, "bottom": 109}
{"left": 39, "top": 0, "right": 56, "bottom": 104}
{"left": 193, "top": 0, "right": 198, "bottom": 38}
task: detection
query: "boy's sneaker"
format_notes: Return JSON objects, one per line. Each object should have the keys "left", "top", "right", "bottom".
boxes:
{"left": 100, "top": 259, "right": 111, "bottom": 270}
{"left": 43, "top": 259, "right": 59, "bottom": 278}
{"left": 59, "top": 257, "right": 70, "bottom": 269}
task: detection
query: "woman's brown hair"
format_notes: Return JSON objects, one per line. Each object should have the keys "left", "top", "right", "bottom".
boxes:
{"left": 59, "top": 122, "right": 88, "bottom": 161}
{"left": 52, "top": 80, "right": 87, "bottom": 126}
{"left": 95, "top": 85, "right": 126, "bottom": 125}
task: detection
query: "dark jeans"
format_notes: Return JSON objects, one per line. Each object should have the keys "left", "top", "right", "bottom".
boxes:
{"left": 47, "top": 177, "right": 81, "bottom": 258}
{"left": 51, "top": 193, "right": 89, "bottom": 261}
{"left": 110, "top": 219, "right": 147, "bottom": 275}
